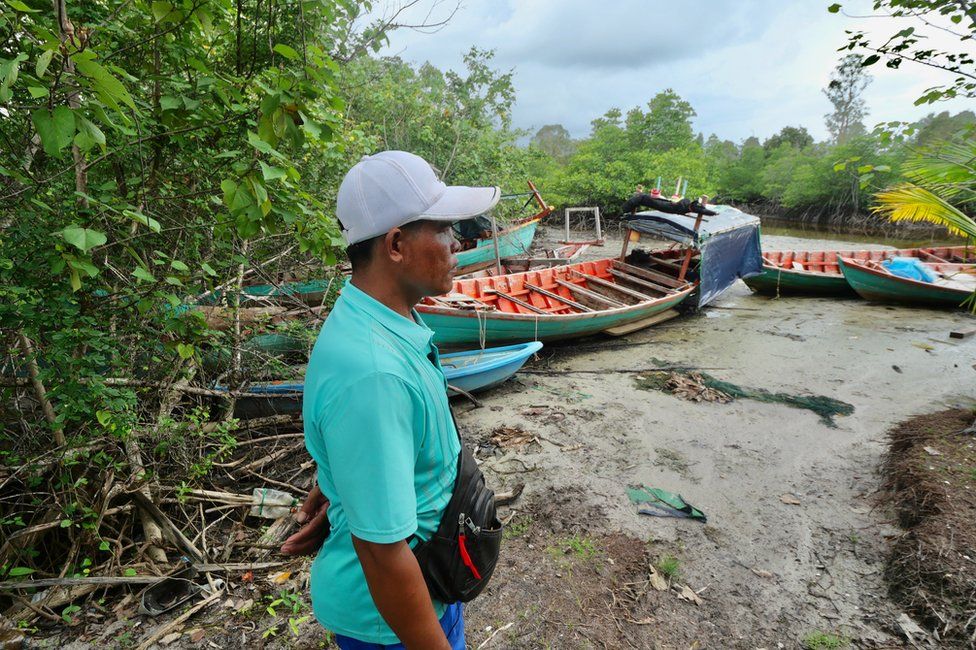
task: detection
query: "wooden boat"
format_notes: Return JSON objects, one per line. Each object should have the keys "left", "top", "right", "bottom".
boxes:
{"left": 454, "top": 180, "right": 552, "bottom": 274}
{"left": 837, "top": 257, "right": 976, "bottom": 308}
{"left": 744, "top": 245, "right": 975, "bottom": 296}
{"left": 416, "top": 258, "right": 695, "bottom": 346}
{"left": 224, "top": 342, "right": 544, "bottom": 417}
{"left": 455, "top": 217, "right": 542, "bottom": 273}
{"left": 458, "top": 243, "right": 590, "bottom": 279}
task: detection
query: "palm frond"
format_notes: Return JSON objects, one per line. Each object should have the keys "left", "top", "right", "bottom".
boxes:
{"left": 902, "top": 136, "right": 976, "bottom": 204}
{"left": 871, "top": 183, "right": 976, "bottom": 240}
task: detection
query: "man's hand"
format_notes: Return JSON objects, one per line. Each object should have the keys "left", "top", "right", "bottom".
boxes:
{"left": 280, "top": 485, "right": 330, "bottom": 556}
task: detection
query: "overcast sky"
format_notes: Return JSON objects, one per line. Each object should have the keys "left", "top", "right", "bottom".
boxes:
{"left": 373, "top": 0, "right": 973, "bottom": 144}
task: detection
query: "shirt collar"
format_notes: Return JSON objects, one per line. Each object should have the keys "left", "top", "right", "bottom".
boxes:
{"left": 340, "top": 279, "right": 435, "bottom": 353}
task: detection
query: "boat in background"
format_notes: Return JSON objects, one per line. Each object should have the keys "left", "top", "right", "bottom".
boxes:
{"left": 223, "top": 341, "right": 544, "bottom": 417}
{"left": 454, "top": 180, "right": 552, "bottom": 274}
{"left": 458, "top": 242, "right": 590, "bottom": 279}
{"left": 837, "top": 257, "right": 976, "bottom": 308}
{"left": 744, "top": 245, "right": 975, "bottom": 296}
{"left": 417, "top": 258, "right": 695, "bottom": 347}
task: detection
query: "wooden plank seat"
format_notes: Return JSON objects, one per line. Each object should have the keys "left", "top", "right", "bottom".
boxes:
{"left": 648, "top": 255, "right": 682, "bottom": 271}
{"left": 606, "top": 269, "right": 670, "bottom": 295}
{"left": 524, "top": 283, "right": 593, "bottom": 312}
{"left": 554, "top": 279, "right": 626, "bottom": 308}
{"left": 569, "top": 269, "right": 658, "bottom": 302}
{"left": 612, "top": 260, "right": 685, "bottom": 288}
{"left": 483, "top": 289, "right": 548, "bottom": 314}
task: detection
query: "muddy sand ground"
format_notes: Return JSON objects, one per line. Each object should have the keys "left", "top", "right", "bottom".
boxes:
{"left": 452, "top": 226, "right": 976, "bottom": 648}
{"left": 40, "top": 226, "right": 976, "bottom": 649}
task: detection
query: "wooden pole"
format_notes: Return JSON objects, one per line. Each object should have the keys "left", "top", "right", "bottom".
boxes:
{"left": 677, "top": 211, "right": 705, "bottom": 281}
{"left": 490, "top": 214, "right": 502, "bottom": 275}
{"left": 619, "top": 228, "right": 632, "bottom": 262}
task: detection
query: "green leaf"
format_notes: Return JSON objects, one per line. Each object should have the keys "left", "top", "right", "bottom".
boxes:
{"left": 150, "top": 0, "right": 174, "bottom": 21}
{"left": 74, "top": 57, "right": 135, "bottom": 110}
{"left": 5, "top": 0, "right": 38, "bottom": 12}
{"left": 827, "top": 3, "right": 841, "bottom": 12}
{"left": 259, "top": 161, "right": 287, "bottom": 182}
{"left": 201, "top": 262, "right": 216, "bottom": 276}
{"left": 60, "top": 519, "right": 72, "bottom": 528}
{"left": 95, "top": 410, "right": 112, "bottom": 426}
{"left": 124, "top": 209, "right": 160, "bottom": 232}
{"left": 70, "top": 269, "right": 81, "bottom": 291}
{"left": 32, "top": 107, "right": 75, "bottom": 157}
{"left": 133, "top": 266, "right": 154, "bottom": 282}
{"left": 861, "top": 54, "right": 880, "bottom": 67}
{"left": 123, "top": 568, "right": 137, "bottom": 577}
{"left": 78, "top": 117, "right": 106, "bottom": 151}
{"left": 832, "top": 162, "right": 846, "bottom": 172}
{"left": 170, "top": 260, "right": 189, "bottom": 272}
{"left": 176, "top": 343, "right": 194, "bottom": 359}
{"left": 164, "top": 276, "right": 183, "bottom": 286}
{"left": 35, "top": 49, "right": 53, "bottom": 78}
{"left": 60, "top": 227, "right": 106, "bottom": 253}
{"left": 273, "top": 44, "right": 299, "bottom": 60}
{"left": 856, "top": 164, "right": 873, "bottom": 174}
{"left": 98, "top": 541, "right": 111, "bottom": 551}
{"left": 7, "top": 566, "right": 34, "bottom": 577}
{"left": 159, "top": 95, "right": 180, "bottom": 111}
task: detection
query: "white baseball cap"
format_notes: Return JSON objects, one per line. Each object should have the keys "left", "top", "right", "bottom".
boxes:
{"left": 336, "top": 150, "right": 501, "bottom": 245}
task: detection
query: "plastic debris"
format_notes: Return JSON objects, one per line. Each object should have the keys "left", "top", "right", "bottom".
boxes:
{"left": 627, "top": 485, "right": 706, "bottom": 522}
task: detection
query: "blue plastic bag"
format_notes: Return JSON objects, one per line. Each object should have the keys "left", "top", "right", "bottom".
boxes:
{"left": 882, "top": 257, "right": 938, "bottom": 283}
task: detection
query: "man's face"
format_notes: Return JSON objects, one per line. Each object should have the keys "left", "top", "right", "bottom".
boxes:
{"left": 397, "top": 220, "right": 461, "bottom": 297}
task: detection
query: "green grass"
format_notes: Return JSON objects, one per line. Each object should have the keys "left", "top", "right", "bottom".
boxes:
{"left": 546, "top": 534, "right": 599, "bottom": 562}
{"left": 802, "top": 632, "right": 850, "bottom": 649}
{"left": 503, "top": 514, "right": 532, "bottom": 539}
{"left": 655, "top": 554, "right": 681, "bottom": 581}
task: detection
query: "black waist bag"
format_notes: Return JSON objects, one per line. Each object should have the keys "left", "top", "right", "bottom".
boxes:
{"left": 412, "top": 441, "right": 503, "bottom": 603}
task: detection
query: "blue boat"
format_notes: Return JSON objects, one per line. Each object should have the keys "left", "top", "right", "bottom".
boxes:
{"left": 440, "top": 341, "right": 543, "bottom": 396}
{"left": 221, "top": 341, "right": 543, "bottom": 417}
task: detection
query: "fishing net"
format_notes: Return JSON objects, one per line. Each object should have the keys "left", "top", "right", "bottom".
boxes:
{"left": 636, "top": 370, "right": 854, "bottom": 428}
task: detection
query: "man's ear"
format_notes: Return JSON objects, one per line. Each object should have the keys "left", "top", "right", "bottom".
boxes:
{"left": 383, "top": 227, "right": 405, "bottom": 264}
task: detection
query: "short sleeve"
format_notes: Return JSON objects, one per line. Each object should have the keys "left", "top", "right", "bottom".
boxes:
{"left": 319, "top": 373, "right": 419, "bottom": 543}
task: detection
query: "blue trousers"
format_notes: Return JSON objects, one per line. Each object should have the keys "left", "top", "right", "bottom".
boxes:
{"left": 334, "top": 602, "right": 465, "bottom": 650}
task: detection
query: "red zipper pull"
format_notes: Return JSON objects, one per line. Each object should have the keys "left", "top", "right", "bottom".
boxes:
{"left": 458, "top": 532, "right": 482, "bottom": 580}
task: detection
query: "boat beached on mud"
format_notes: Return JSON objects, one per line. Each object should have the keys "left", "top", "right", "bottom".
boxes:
{"left": 837, "top": 257, "right": 976, "bottom": 308}
{"left": 416, "top": 258, "right": 696, "bottom": 347}
{"left": 744, "top": 245, "right": 976, "bottom": 296}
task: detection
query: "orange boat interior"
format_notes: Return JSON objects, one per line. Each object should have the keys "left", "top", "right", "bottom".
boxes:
{"left": 425, "top": 258, "right": 693, "bottom": 316}
{"left": 763, "top": 246, "right": 976, "bottom": 275}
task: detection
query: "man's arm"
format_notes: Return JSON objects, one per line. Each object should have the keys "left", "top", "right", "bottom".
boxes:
{"left": 352, "top": 535, "right": 450, "bottom": 650}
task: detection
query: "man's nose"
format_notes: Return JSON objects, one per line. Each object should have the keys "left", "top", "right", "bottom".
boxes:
{"left": 450, "top": 232, "right": 461, "bottom": 253}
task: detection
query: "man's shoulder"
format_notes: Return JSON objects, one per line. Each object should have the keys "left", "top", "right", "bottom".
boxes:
{"left": 308, "top": 299, "right": 416, "bottom": 386}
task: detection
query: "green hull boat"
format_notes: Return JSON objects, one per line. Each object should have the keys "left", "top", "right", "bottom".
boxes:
{"left": 744, "top": 245, "right": 975, "bottom": 296}
{"left": 838, "top": 257, "right": 976, "bottom": 308}
{"left": 417, "top": 257, "right": 694, "bottom": 346}
{"left": 455, "top": 218, "right": 541, "bottom": 273}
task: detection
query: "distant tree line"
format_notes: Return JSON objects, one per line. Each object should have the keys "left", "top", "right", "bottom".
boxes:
{"left": 527, "top": 54, "right": 974, "bottom": 225}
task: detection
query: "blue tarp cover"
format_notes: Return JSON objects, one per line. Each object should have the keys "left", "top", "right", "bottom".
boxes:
{"left": 623, "top": 205, "right": 763, "bottom": 307}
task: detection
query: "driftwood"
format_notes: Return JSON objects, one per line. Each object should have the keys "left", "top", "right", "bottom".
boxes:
{"left": 128, "top": 491, "right": 206, "bottom": 563}
{"left": 494, "top": 483, "right": 524, "bottom": 506}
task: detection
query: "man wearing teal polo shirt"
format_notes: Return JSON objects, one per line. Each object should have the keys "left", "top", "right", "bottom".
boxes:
{"left": 280, "top": 151, "right": 500, "bottom": 649}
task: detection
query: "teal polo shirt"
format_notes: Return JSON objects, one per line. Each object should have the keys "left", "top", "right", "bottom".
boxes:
{"left": 302, "top": 280, "right": 460, "bottom": 644}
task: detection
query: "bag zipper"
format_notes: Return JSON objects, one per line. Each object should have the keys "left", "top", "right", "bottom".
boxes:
{"left": 457, "top": 512, "right": 482, "bottom": 580}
